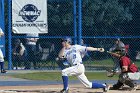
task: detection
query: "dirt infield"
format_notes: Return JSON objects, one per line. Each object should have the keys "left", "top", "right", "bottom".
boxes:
{"left": 0, "top": 84, "right": 139, "bottom": 93}
{"left": 0, "top": 70, "right": 139, "bottom": 93}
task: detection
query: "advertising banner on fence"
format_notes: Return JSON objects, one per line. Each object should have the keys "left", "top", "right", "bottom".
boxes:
{"left": 12, "top": 0, "right": 48, "bottom": 34}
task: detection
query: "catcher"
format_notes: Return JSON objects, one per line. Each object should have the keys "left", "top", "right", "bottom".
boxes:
{"left": 109, "top": 38, "right": 126, "bottom": 72}
{"left": 108, "top": 50, "right": 140, "bottom": 91}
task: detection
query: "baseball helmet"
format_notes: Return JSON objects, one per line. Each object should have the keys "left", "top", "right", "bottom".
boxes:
{"left": 115, "top": 38, "right": 120, "bottom": 41}
{"left": 61, "top": 37, "right": 72, "bottom": 44}
{"left": 114, "top": 49, "right": 126, "bottom": 57}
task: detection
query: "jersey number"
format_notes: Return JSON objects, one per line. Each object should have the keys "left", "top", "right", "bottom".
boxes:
{"left": 73, "top": 54, "right": 76, "bottom": 59}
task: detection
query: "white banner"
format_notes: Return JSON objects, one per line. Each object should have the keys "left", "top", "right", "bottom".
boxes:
{"left": 12, "top": 0, "right": 48, "bottom": 34}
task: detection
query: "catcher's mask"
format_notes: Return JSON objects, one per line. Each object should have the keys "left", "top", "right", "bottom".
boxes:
{"left": 114, "top": 50, "right": 126, "bottom": 57}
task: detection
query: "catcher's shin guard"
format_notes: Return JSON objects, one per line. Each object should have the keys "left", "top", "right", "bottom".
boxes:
{"left": 125, "top": 80, "right": 135, "bottom": 88}
{"left": 112, "top": 81, "right": 123, "bottom": 90}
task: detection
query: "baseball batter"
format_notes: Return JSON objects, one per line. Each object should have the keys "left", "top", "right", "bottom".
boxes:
{"left": 59, "top": 37, "right": 110, "bottom": 93}
{"left": 0, "top": 27, "right": 6, "bottom": 73}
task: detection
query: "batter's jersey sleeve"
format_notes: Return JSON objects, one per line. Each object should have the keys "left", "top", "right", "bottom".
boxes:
{"left": 75, "top": 45, "right": 87, "bottom": 58}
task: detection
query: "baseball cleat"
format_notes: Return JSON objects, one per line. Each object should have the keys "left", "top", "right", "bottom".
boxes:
{"left": 103, "top": 83, "right": 110, "bottom": 92}
{"left": 60, "top": 89, "right": 69, "bottom": 93}
{"left": 130, "top": 83, "right": 138, "bottom": 91}
{"left": 1, "top": 70, "right": 7, "bottom": 73}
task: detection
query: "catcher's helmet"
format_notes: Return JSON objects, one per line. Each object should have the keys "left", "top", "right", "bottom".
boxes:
{"left": 61, "top": 37, "right": 72, "bottom": 44}
{"left": 114, "top": 50, "right": 126, "bottom": 56}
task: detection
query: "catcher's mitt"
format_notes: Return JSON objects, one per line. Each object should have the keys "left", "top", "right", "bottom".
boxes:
{"left": 106, "top": 69, "right": 121, "bottom": 77}
{"left": 106, "top": 69, "right": 115, "bottom": 77}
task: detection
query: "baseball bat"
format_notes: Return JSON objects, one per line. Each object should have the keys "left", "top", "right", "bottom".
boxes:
{"left": 107, "top": 51, "right": 121, "bottom": 57}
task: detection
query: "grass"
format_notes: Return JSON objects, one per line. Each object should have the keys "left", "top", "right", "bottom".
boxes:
{"left": 84, "top": 59, "right": 140, "bottom": 65}
{"left": 83, "top": 59, "right": 140, "bottom": 70}
{"left": 11, "top": 72, "right": 118, "bottom": 81}
{"left": 83, "top": 59, "right": 113, "bottom": 67}
{"left": 7, "top": 59, "right": 140, "bottom": 81}
{"left": 5, "top": 58, "right": 140, "bottom": 69}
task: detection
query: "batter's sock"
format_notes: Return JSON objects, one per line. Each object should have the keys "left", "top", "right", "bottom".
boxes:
{"left": 62, "top": 76, "right": 68, "bottom": 90}
{"left": 92, "top": 83, "right": 105, "bottom": 88}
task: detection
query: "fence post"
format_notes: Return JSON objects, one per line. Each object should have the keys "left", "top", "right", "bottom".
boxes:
{"left": 8, "top": 0, "right": 12, "bottom": 70}
{"left": 0, "top": 0, "right": 5, "bottom": 56}
{"left": 73, "top": 0, "right": 77, "bottom": 44}
{"left": 78, "top": 0, "right": 82, "bottom": 45}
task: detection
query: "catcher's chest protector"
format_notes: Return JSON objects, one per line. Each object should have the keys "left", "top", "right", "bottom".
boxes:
{"left": 128, "top": 63, "right": 138, "bottom": 73}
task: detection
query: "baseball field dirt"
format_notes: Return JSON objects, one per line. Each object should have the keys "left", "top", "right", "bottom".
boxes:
{"left": 0, "top": 70, "right": 139, "bottom": 93}
{"left": 0, "top": 84, "right": 139, "bottom": 93}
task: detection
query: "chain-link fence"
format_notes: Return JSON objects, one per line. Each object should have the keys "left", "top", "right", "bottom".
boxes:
{"left": 6, "top": 0, "right": 140, "bottom": 71}
{"left": 82, "top": 0, "right": 140, "bottom": 71}
{"left": 9, "top": 0, "right": 76, "bottom": 70}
